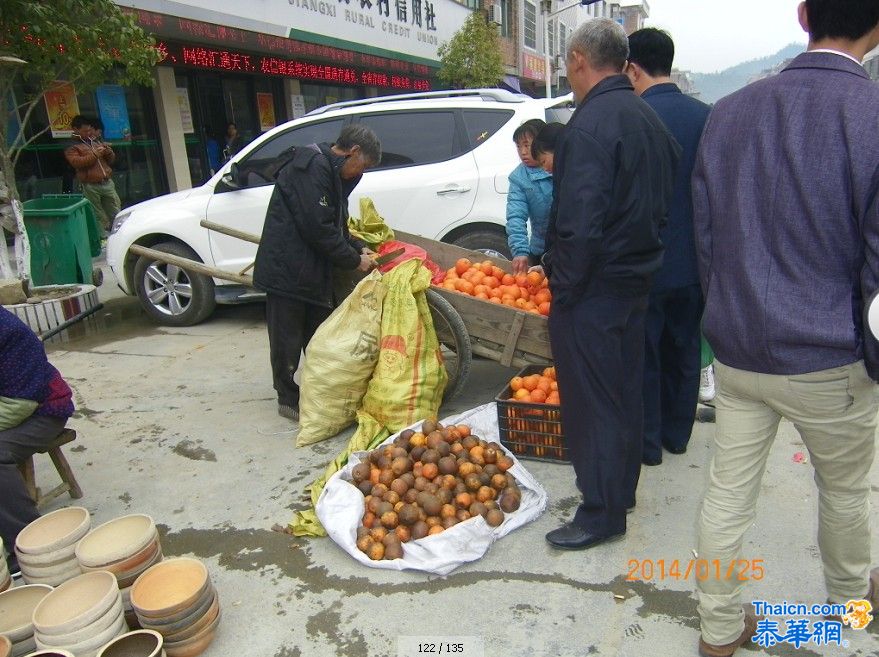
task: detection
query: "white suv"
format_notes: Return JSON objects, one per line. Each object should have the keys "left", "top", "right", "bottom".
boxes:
{"left": 107, "top": 89, "right": 573, "bottom": 325}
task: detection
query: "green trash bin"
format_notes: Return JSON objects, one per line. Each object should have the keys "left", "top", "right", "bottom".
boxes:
{"left": 23, "top": 196, "right": 99, "bottom": 286}
{"left": 40, "top": 193, "right": 102, "bottom": 257}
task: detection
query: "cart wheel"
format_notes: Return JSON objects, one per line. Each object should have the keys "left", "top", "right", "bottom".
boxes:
{"left": 92, "top": 267, "right": 104, "bottom": 287}
{"left": 426, "top": 289, "right": 472, "bottom": 400}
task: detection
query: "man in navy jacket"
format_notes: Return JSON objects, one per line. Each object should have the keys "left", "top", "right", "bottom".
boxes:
{"left": 542, "top": 18, "right": 679, "bottom": 550}
{"left": 692, "top": 2, "right": 879, "bottom": 655}
{"left": 626, "top": 28, "right": 711, "bottom": 465}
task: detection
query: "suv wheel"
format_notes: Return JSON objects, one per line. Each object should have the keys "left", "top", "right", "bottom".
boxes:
{"left": 449, "top": 228, "right": 511, "bottom": 259}
{"left": 133, "top": 241, "right": 216, "bottom": 326}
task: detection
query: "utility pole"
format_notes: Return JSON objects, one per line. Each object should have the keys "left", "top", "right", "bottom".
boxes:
{"left": 541, "top": 0, "right": 603, "bottom": 98}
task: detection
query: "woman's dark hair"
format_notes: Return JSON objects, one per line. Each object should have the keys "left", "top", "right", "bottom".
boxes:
{"left": 805, "top": 0, "right": 879, "bottom": 41}
{"left": 531, "top": 122, "right": 565, "bottom": 160}
{"left": 513, "top": 118, "right": 546, "bottom": 143}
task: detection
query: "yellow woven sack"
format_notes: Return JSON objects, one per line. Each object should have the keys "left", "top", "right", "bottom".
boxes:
{"left": 296, "top": 270, "right": 386, "bottom": 446}
{"left": 347, "top": 197, "right": 394, "bottom": 249}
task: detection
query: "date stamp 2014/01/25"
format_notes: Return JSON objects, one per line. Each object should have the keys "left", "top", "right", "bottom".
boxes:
{"left": 625, "top": 559, "right": 765, "bottom": 582}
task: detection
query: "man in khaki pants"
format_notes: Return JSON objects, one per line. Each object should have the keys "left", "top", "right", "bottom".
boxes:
{"left": 64, "top": 115, "right": 121, "bottom": 235}
{"left": 691, "top": 2, "right": 879, "bottom": 656}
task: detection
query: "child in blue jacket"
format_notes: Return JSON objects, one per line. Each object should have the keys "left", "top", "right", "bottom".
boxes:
{"left": 506, "top": 119, "right": 553, "bottom": 274}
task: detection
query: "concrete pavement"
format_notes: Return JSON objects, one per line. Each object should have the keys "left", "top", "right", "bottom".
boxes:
{"left": 31, "top": 280, "right": 879, "bottom": 657}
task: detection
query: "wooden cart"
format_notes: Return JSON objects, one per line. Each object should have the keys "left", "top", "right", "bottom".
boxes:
{"left": 129, "top": 226, "right": 552, "bottom": 399}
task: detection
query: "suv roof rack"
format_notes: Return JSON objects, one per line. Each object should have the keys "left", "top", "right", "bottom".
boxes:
{"left": 306, "top": 89, "right": 529, "bottom": 116}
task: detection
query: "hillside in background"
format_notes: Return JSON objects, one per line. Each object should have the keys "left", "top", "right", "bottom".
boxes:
{"left": 692, "top": 43, "right": 805, "bottom": 103}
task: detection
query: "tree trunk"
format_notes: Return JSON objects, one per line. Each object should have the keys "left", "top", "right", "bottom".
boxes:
{"left": 0, "top": 148, "right": 31, "bottom": 282}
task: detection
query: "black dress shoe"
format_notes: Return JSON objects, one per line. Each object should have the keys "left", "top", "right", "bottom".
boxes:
{"left": 642, "top": 454, "right": 662, "bottom": 466}
{"left": 545, "top": 523, "right": 625, "bottom": 550}
{"left": 664, "top": 444, "right": 687, "bottom": 455}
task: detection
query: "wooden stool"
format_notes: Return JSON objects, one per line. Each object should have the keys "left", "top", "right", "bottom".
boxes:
{"left": 18, "top": 428, "right": 84, "bottom": 508}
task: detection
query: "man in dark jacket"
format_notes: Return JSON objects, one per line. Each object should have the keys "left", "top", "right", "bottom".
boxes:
{"left": 542, "top": 18, "right": 680, "bottom": 550}
{"left": 253, "top": 125, "right": 381, "bottom": 422}
{"left": 626, "top": 28, "right": 711, "bottom": 465}
{"left": 692, "top": 2, "right": 879, "bottom": 655}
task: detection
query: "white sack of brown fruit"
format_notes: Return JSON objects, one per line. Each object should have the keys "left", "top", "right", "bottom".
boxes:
{"left": 317, "top": 402, "right": 548, "bottom": 575}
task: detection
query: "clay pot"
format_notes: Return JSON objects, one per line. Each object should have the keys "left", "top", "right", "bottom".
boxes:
{"left": 160, "top": 594, "right": 218, "bottom": 644}
{"left": 20, "top": 559, "right": 80, "bottom": 584}
{"left": 34, "top": 612, "right": 126, "bottom": 656}
{"left": 15, "top": 543, "right": 77, "bottom": 568}
{"left": 137, "top": 587, "right": 216, "bottom": 635}
{"left": 96, "top": 630, "right": 164, "bottom": 657}
{"left": 114, "top": 549, "right": 164, "bottom": 591}
{"left": 1, "top": 635, "right": 11, "bottom": 657}
{"left": 15, "top": 509, "right": 90, "bottom": 556}
{"left": 129, "top": 560, "right": 209, "bottom": 620}
{"left": 32, "top": 572, "right": 120, "bottom": 636}
{"left": 161, "top": 610, "right": 220, "bottom": 657}
{"left": 22, "top": 650, "right": 75, "bottom": 657}
{"left": 0, "top": 584, "right": 53, "bottom": 643}
{"left": 76, "top": 516, "right": 157, "bottom": 570}
{"left": 35, "top": 597, "right": 123, "bottom": 647}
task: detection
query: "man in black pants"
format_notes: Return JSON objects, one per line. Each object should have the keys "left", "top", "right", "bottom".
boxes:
{"left": 542, "top": 19, "right": 679, "bottom": 550}
{"left": 0, "top": 308, "right": 74, "bottom": 572}
{"left": 253, "top": 125, "right": 381, "bottom": 422}
{"left": 626, "top": 28, "right": 711, "bottom": 465}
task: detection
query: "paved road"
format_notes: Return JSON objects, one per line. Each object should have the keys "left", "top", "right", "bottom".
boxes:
{"left": 34, "top": 280, "right": 879, "bottom": 657}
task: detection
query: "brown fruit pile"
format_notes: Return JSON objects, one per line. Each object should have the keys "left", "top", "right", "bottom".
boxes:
{"left": 350, "top": 420, "right": 523, "bottom": 561}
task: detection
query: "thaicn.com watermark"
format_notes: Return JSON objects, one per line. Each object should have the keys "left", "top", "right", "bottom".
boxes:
{"left": 750, "top": 599, "right": 874, "bottom": 649}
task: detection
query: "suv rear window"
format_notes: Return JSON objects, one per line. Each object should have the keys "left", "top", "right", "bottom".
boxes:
{"left": 357, "top": 111, "right": 463, "bottom": 170}
{"left": 461, "top": 109, "right": 515, "bottom": 148}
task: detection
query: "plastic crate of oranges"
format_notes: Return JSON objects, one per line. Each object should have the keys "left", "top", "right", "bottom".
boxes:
{"left": 494, "top": 365, "right": 568, "bottom": 463}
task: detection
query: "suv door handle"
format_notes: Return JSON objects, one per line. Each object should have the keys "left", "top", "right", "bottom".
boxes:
{"left": 436, "top": 185, "right": 472, "bottom": 196}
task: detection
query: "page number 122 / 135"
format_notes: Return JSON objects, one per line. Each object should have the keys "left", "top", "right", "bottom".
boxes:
{"left": 398, "top": 636, "right": 484, "bottom": 656}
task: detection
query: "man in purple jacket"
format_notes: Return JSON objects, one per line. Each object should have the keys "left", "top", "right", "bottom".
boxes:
{"left": 692, "top": 2, "right": 879, "bottom": 656}
{"left": 0, "top": 308, "right": 74, "bottom": 573}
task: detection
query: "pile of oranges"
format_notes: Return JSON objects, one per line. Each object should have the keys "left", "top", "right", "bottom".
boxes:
{"left": 509, "top": 367, "right": 560, "bottom": 405}
{"left": 439, "top": 258, "right": 552, "bottom": 316}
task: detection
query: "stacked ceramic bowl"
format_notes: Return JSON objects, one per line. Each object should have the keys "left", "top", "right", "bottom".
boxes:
{"left": 0, "top": 635, "right": 10, "bottom": 657}
{"left": 0, "top": 539, "right": 11, "bottom": 593}
{"left": 130, "top": 559, "right": 219, "bottom": 657}
{"left": 96, "top": 629, "right": 165, "bottom": 657}
{"left": 75, "top": 515, "right": 162, "bottom": 629}
{"left": 0, "top": 584, "right": 53, "bottom": 656}
{"left": 23, "top": 650, "right": 74, "bottom": 656}
{"left": 15, "top": 508, "right": 89, "bottom": 587}
{"left": 31, "top": 571, "right": 126, "bottom": 657}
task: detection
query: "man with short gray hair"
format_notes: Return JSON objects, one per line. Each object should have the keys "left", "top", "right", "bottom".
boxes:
{"left": 542, "top": 19, "right": 680, "bottom": 550}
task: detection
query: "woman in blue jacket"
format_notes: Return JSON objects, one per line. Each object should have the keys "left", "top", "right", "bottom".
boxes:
{"left": 506, "top": 119, "right": 553, "bottom": 274}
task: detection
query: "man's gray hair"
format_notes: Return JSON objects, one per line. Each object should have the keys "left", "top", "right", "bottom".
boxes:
{"left": 336, "top": 124, "right": 382, "bottom": 165}
{"left": 567, "top": 18, "right": 629, "bottom": 72}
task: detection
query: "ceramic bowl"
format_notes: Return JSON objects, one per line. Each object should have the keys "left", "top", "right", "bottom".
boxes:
{"left": 135, "top": 586, "right": 214, "bottom": 633}
{"left": 161, "top": 610, "right": 220, "bottom": 657}
{"left": 32, "top": 572, "right": 119, "bottom": 636}
{"left": 0, "top": 576, "right": 10, "bottom": 594}
{"left": 0, "top": 584, "right": 53, "bottom": 643}
{"left": 159, "top": 594, "right": 218, "bottom": 644}
{"left": 12, "top": 634, "right": 37, "bottom": 657}
{"left": 20, "top": 558, "right": 80, "bottom": 581}
{"left": 76, "top": 517, "right": 157, "bottom": 569}
{"left": 129, "top": 560, "right": 209, "bottom": 620}
{"left": 35, "top": 598, "right": 123, "bottom": 647}
{"left": 15, "top": 509, "right": 89, "bottom": 557}
{"left": 95, "top": 629, "right": 164, "bottom": 657}
{"left": 115, "top": 549, "right": 163, "bottom": 591}
{"left": 80, "top": 540, "right": 159, "bottom": 578}
{"left": 20, "top": 562, "right": 81, "bottom": 588}
{"left": 1, "top": 635, "right": 11, "bottom": 657}
{"left": 35, "top": 613, "right": 125, "bottom": 656}
{"left": 15, "top": 543, "right": 77, "bottom": 568}
{"left": 22, "top": 650, "right": 75, "bottom": 657}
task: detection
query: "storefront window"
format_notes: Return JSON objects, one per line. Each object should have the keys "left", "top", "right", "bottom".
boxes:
{"left": 13, "top": 84, "right": 167, "bottom": 209}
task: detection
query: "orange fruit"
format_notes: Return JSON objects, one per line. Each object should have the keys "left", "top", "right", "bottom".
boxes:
{"left": 543, "top": 366, "right": 556, "bottom": 379}
{"left": 526, "top": 270, "right": 543, "bottom": 287}
{"left": 502, "top": 298, "right": 516, "bottom": 307}
{"left": 530, "top": 389, "right": 548, "bottom": 404}
{"left": 470, "top": 270, "right": 485, "bottom": 285}
{"left": 514, "top": 298, "right": 528, "bottom": 309}
{"left": 523, "top": 375, "right": 540, "bottom": 391}
{"left": 446, "top": 267, "right": 458, "bottom": 279}
{"left": 546, "top": 392, "right": 560, "bottom": 405}
{"left": 491, "top": 266, "right": 506, "bottom": 280}
{"left": 501, "top": 274, "right": 516, "bottom": 286}
{"left": 455, "top": 258, "right": 471, "bottom": 276}
{"left": 483, "top": 276, "right": 500, "bottom": 289}
{"left": 475, "top": 292, "right": 489, "bottom": 300}
{"left": 489, "top": 297, "right": 502, "bottom": 304}
{"left": 510, "top": 376, "right": 524, "bottom": 391}
{"left": 514, "top": 273, "right": 528, "bottom": 287}
{"left": 538, "top": 302, "right": 551, "bottom": 316}
{"left": 534, "top": 289, "right": 551, "bottom": 305}
{"left": 456, "top": 279, "right": 474, "bottom": 295}
{"left": 473, "top": 284, "right": 489, "bottom": 296}
{"left": 513, "top": 388, "right": 530, "bottom": 401}
{"left": 489, "top": 287, "right": 503, "bottom": 299}
{"left": 537, "top": 377, "right": 552, "bottom": 394}
{"left": 443, "top": 281, "right": 457, "bottom": 291}
{"left": 550, "top": 381, "right": 558, "bottom": 391}
{"left": 481, "top": 260, "right": 494, "bottom": 271}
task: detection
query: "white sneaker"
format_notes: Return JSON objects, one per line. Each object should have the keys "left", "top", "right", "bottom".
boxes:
{"left": 699, "top": 364, "right": 716, "bottom": 403}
